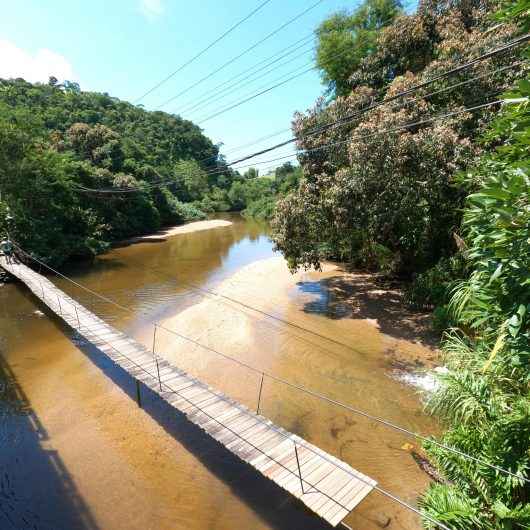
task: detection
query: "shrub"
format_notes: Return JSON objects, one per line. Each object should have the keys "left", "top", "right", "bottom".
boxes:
{"left": 405, "top": 255, "right": 468, "bottom": 310}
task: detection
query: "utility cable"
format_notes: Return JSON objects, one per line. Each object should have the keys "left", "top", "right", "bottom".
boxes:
{"left": 197, "top": 63, "right": 316, "bottom": 123}
{"left": 72, "top": 56, "right": 526, "bottom": 194}
{"left": 133, "top": 0, "right": 273, "bottom": 104}
{"left": 176, "top": 35, "right": 315, "bottom": 116}
{"left": 157, "top": 0, "right": 326, "bottom": 109}
{"left": 182, "top": 44, "right": 315, "bottom": 117}
{"left": 228, "top": 32, "right": 530, "bottom": 165}
{"left": 213, "top": 54, "right": 526, "bottom": 162}
{"left": 73, "top": 95, "right": 503, "bottom": 194}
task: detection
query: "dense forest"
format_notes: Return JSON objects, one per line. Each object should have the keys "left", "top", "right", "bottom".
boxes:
{"left": 273, "top": 0, "right": 524, "bottom": 277}
{"left": 270, "top": 0, "right": 529, "bottom": 528}
{"left": 0, "top": 79, "right": 298, "bottom": 266}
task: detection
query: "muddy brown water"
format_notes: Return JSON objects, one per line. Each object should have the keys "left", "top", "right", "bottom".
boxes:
{"left": 0, "top": 214, "right": 438, "bottom": 530}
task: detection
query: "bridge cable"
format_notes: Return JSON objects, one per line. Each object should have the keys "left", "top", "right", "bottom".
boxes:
{"left": 11, "top": 242, "right": 529, "bottom": 485}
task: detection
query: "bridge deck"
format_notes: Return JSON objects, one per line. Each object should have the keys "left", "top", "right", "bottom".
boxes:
{"left": 1, "top": 257, "right": 376, "bottom": 527}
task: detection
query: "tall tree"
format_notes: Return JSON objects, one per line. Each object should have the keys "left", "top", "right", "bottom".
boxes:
{"left": 315, "top": 0, "right": 403, "bottom": 96}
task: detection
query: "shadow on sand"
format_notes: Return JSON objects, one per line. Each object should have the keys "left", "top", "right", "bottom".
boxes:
{"left": 298, "top": 272, "right": 439, "bottom": 349}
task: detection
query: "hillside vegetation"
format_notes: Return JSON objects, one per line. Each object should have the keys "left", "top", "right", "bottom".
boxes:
{"left": 0, "top": 79, "right": 299, "bottom": 266}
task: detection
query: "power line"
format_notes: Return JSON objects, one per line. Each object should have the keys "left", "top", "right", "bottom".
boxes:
{"left": 228, "top": 98, "right": 505, "bottom": 170}
{"left": 228, "top": 32, "right": 530, "bottom": 166}
{"left": 73, "top": 51, "right": 527, "bottom": 195}
{"left": 73, "top": 93, "right": 509, "bottom": 194}
{"left": 175, "top": 34, "right": 315, "bottom": 116}
{"left": 12, "top": 241, "right": 529, "bottom": 488}
{"left": 214, "top": 127, "right": 291, "bottom": 158}
{"left": 181, "top": 43, "right": 315, "bottom": 118}
{"left": 133, "top": 0, "right": 273, "bottom": 104}
{"left": 157, "top": 0, "right": 326, "bottom": 109}
{"left": 211, "top": 52, "right": 527, "bottom": 162}
{"left": 192, "top": 43, "right": 356, "bottom": 123}
{"left": 197, "top": 63, "right": 316, "bottom": 124}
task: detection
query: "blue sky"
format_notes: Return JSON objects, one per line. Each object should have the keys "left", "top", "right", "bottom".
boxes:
{"left": 1, "top": 0, "right": 360, "bottom": 168}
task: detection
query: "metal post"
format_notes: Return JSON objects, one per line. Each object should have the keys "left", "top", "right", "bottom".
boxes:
{"left": 74, "top": 305, "right": 80, "bottom": 328}
{"left": 135, "top": 380, "right": 142, "bottom": 408}
{"left": 256, "top": 372, "right": 265, "bottom": 414}
{"left": 294, "top": 443, "right": 304, "bottom": 494}
{"left": 152, "top": 324, "right": 162, "bottom": 391}
{"left": 57, "top": 295, "right": 62, "bottom": 314}
{"left": 40, "top": 281, "right": 45, "bottom": 301}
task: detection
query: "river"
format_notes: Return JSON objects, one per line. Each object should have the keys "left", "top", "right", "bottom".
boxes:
{"left": 0, "top": 214, "right": 438, "bottom": 530}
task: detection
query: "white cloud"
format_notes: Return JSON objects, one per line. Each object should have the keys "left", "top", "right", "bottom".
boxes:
{"left": 0, "top": 39, "right": 76, "bottom": 84}
{"left": 140, "top": 0, "right": 164, "bottom": 20}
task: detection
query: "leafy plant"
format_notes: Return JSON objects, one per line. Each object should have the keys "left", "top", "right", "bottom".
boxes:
{"left": 420, "top": 73, "right": 530, "bottom": 530}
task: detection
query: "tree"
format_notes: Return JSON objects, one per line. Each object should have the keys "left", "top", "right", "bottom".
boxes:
{"left": 174, "top": 159, "right": 209, "bottom": 202}
{"left": 244, "top": 167, "right": 259, "bottom": 180}
{"left": 0, "top": 77, "right": 223, "bottom": 265}
{"left": 315, "top": 0, "right": 402, "bottom": 96}
{"left": 273, "top": 0, "right": 522, "bottom": 274}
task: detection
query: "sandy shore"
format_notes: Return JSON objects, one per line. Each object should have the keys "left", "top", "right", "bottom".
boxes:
{"left": 118, "top": 219, "right": 233, "bottom": 245}
{"left": 152, "top": 256, "right": 439, "bottom": 530}
{"left": 155, "top": 256, "right": 439, "bottom": 385}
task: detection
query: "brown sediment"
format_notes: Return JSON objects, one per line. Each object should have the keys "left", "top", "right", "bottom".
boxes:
{"left": 153, "top": 256, "right": 440, "bottom": 530}
{"left": 156, "top": 257, "right": 439, "bottom": 377}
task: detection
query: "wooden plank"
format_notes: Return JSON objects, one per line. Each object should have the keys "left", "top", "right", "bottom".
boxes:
{"left": 0, "top": 257, "right": 377, "bottom": 527}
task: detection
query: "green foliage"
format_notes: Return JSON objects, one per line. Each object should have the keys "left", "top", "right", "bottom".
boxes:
{"left": 420, "top": 77, "right": 530, "bottom": 529}
{"left": 242, "top": 196, "right": 277, "bottom": 220}
{"left": 495, "top": 0, "right": 530, "bottom": 31}
{"left": 316, "top": 0, "right": 403, "bottom": 96}
{"left": 273, "top": 0, "right": 524, "bottom": 275}
{"left": 174, "top": 159, "right": 210, "bottom": 201}
{"left": 223, "top": 163, "right": 301, "bottom": 221}
{"left": 0, "top": 79, "right": 231, "bottom": 266}
{"left": 405, "top": 255, "right": 468, "bottom": 310}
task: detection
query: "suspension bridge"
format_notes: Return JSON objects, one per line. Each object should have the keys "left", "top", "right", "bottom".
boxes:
{"left": 1, "top": 255, "right": 377, "bottom": 528}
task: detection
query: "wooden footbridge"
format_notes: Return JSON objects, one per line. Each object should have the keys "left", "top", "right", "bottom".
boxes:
{"left": 1, "top": 256, "right": 376, "bottom": 528}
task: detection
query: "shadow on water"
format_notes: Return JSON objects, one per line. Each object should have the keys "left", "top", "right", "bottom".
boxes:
{"left": 0, "top": 354, "right": 100, "bottom": 530}
{"left": 65, "top": 322, "right": 335, "bottom": 530}
{"left": 298, "top": 274, "right": 438, "bottom": 348}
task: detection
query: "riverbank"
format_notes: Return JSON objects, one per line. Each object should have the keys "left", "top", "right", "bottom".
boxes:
{"left": 152, "top": 255, "right": 439, "bottom": 529}
{"left": 156, "top": 256, "right": 439, "bottom": 380}
{"left": 117, "top": 219, "right": 233, "bottom": 245}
